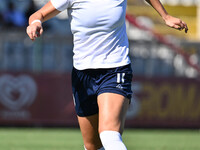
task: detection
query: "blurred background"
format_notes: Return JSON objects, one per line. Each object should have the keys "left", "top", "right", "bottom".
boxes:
{"left": 0, "top": 0, "right": 200, "bottom": 129}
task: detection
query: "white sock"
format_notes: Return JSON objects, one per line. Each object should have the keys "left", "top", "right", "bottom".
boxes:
{"left": 100, "top": 131, "right": 127, "bottom": 150}
{"left": 84, "top": 145, "right": 87, "bottom": 150}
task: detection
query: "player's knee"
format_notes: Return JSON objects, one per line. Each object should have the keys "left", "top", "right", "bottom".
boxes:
{"left": 99, "top": 119, "right": 120, "bottom": 133}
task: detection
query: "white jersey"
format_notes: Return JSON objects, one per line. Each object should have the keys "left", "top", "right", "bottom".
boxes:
{"left": 51, "top": 0, "right": 131, "bottom": 70}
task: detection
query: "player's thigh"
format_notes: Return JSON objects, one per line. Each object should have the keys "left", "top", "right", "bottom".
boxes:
{"left": 97, "top": 93, "right": 130, "bottom": 134}
{"left": 77, "top": 114, "right": 102, "bottom": 149}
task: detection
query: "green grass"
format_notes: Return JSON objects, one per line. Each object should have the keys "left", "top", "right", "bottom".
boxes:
{"left": 124, "top": 129, "right": 200, "bottom": 150}
{"left": 0, "top": 128, "right": 200, "bottom": 150}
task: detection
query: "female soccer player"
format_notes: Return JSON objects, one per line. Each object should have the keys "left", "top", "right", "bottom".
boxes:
{"left": 26, "top": 0, "right": 188, "bottom": 150}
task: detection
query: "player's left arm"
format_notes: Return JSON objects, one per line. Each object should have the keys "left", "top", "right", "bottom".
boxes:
{"left": 145, "top": 0, "right": 188, "bottom": 33}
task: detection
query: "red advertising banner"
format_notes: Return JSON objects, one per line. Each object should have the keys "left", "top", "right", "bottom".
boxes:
{"left": 0, "top": 73, "right": 77, "bottom": 127}
{"left": 0, "top": 73, "right": 199, "bottom": 128}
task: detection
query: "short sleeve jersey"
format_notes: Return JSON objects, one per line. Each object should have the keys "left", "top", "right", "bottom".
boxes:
{"left": 51, "top": 0, "right": 130, "bottom": 70}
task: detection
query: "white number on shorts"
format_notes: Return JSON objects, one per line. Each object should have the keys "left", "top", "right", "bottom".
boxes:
{"left": 117, "top": 73, "right": 125, "bottom": 83}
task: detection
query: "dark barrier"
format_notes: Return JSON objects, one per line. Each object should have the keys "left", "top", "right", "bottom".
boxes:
{"left": 0, "top": 73, "right": 200, "bottom": 128}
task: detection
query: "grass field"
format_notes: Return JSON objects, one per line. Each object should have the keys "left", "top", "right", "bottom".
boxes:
{"left": 0, "top": 128, "right": 200, "bottom": 150}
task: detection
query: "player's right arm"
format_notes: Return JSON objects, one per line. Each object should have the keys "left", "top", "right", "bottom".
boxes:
{"left": 26, "top": 1, "right": 61, "bottom": 41}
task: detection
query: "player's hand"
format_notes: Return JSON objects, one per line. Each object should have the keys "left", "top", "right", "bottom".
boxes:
{"left": 26, "top": 22, "right": 43, "bottom": 41}
{"left": 163, "top": 15, "right": 188, "bottom": 33}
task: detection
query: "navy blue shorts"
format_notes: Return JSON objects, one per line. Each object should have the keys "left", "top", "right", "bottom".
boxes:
{"left": 71, "top": 64, "right": 133, "bottom": 117}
